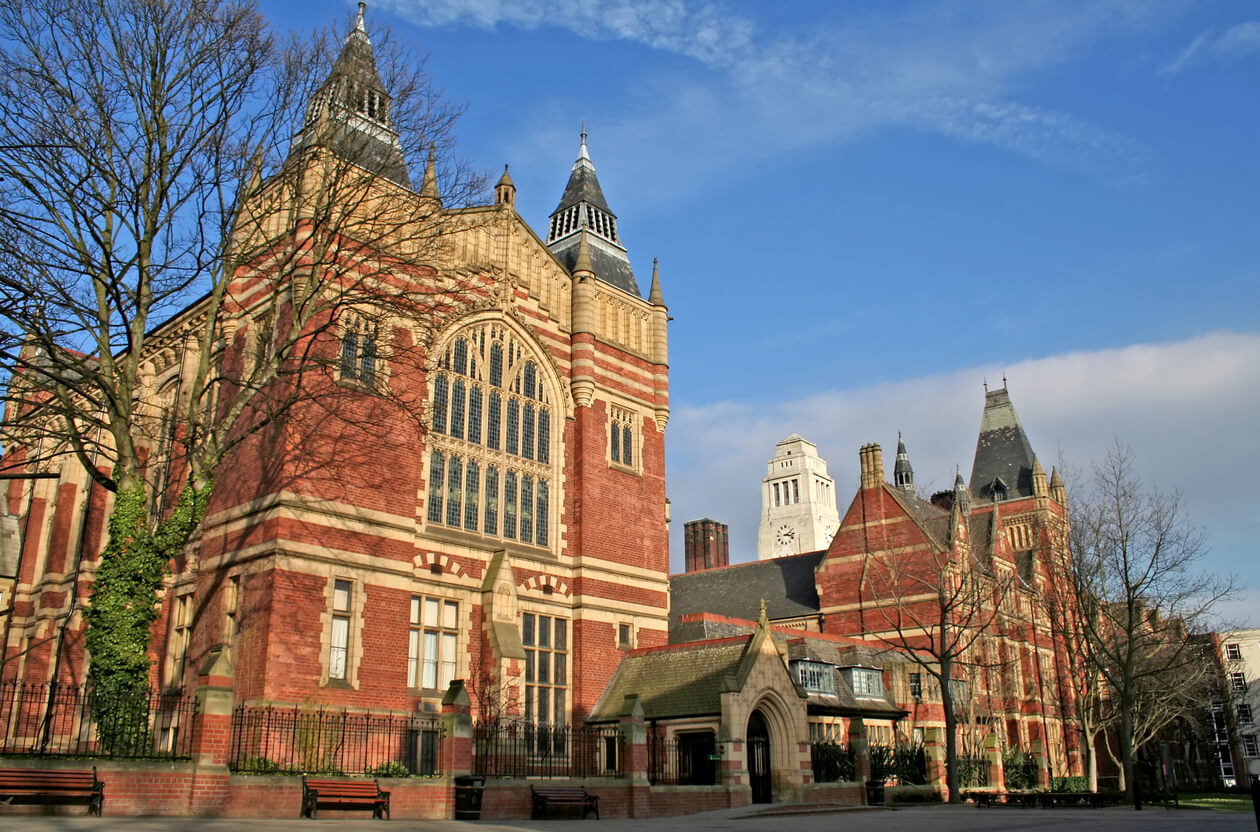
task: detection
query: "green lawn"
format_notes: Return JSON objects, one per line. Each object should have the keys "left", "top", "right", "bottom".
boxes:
{"left": 1177, "top": 794, "right": 1254, "bottom": 813}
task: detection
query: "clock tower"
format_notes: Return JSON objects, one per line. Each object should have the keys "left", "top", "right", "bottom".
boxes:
{"left": 756, "top": 435, "right": 841, "bottom": 559}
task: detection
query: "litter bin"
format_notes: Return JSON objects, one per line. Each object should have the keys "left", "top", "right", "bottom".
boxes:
{"left": 454, "top": 774, "right": 486, "bottom": 820}
{"left": 865, "top": 779, "right": 886, "bottom": 806}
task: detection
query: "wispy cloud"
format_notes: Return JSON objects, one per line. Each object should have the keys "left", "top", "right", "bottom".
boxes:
{"left": 666, "top": 332, "right": 1260, "bottom": 625}
{"left": 381, "top": 0, "right": 1158, "bottom": 193}
{"left": 1160, "top": 20, "right": 1260, "bottom": 74}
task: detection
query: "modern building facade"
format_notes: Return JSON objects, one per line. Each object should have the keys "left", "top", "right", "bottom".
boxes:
{"left": 1217, "top": 629, "right": 1260, "bottom": 785}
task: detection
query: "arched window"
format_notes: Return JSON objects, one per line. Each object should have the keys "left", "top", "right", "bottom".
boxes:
{"left": 427, "top": 452, "right": 445, "bottom": 523}
{"left": 433, "top": 376, "right": 448, "bottom": 434}
{"left": 427, "top": 325, "right": 557, "bottom": 549}
{"left": 450, "top": 380, "right": 466, "bottom": 439}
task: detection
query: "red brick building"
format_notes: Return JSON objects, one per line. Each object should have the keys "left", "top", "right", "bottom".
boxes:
{"left": 1, "top": 8, "right": 670, "bottom": 730}
{"left": 671, "top": 386, "right": 1084, "bottom": 787}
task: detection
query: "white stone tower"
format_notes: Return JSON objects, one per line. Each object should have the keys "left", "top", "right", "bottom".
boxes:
{"left": 756, "top": 435, "right": 841, "bottom": 559}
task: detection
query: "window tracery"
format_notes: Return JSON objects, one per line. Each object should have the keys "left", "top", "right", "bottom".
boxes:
{"left": 428, "top": 324, "right": 554, "bottom": 548}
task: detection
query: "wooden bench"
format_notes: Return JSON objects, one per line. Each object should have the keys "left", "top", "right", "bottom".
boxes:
{"left": 301, "top": 776, "right": 390, "bottom": 819}
{"left": 531, "top": 786, "right": 599, "bottom": 819}
{"left": 0, "top": 766, "right": 104, "bottom": 815}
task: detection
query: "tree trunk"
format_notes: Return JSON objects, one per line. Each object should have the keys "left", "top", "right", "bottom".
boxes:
{"left": 1085, "top": 729, "right": 1098, "bottom": 792}
{"left": 1120, "top": 706, "right": 1137, "bottom": 807}
{"left": 941, "top": 657, "right": 961, "bottom": 803}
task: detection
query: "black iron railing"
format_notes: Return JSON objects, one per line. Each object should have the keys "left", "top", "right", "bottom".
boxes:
{"left": 228, "top": 704, "right": 444, "bottom": 776}
{"left": 472, "top": 720, "right": 623, "bottom": 778}
{"left": 648, "top": 730, "right": 720, "bottom": 785}
{"left": 0, "top": 680, "right": 197, "bottom": 759}
{"left": 810, "top": 741, "right": 856, "bottom": 783}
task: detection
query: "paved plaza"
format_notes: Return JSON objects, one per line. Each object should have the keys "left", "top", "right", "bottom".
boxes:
{"left": 1, "top": 804, "right": 1256, "bottom": 832}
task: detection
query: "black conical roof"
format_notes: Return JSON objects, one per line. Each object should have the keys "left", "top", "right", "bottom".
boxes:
{"left": 969, "top": 387, "right": 1037, "bottom": 501}
{"left": 293, "top": 6, "right": 410, "bottom": 188}
{"left": 554, "top": 162, "right": 612, "bottom": 215}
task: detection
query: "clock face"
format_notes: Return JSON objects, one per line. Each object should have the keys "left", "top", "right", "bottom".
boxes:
{"left": 823, "top": 524, "right": 836, "bottom": 544}
{"left": 775, "top": 524, "right": 796, "bottom": 554}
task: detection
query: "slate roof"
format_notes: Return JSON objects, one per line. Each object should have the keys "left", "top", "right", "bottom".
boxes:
{"left": 553, "top": 161, "right": 611, "bottom": 215}
{"left": 670, "top": 551, "right": 825, "bottom": 628}
{"left": 292, "top": 11, "right": 411, "bottom": 188}
{"left": 784, "top": 640, "right": 909, "bottom": 718}
{"left": 550, "top": 234, "right": 641, "bottom": 297}
{"left": 588, "top": 638, "right": 750, "bottom": 721}
{"left": 969, "top": 387, "right": 1037, "bottom": 501}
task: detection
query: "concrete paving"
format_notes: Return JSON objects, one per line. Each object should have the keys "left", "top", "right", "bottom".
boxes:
{"left": 0, "top": 803, "right": 1255, "bottom": 832}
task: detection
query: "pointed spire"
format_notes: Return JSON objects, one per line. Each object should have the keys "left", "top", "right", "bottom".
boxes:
{"left": 758, "top": 598, "right": 769, "bottom": 626}
{"left": 293, "top": 1, "right": 410, "bottom": 187}
{"left": 352, "top": 1, "right": 368, "bottom": 39}
{"left": 1032, "top": 456, "right": 1048, "bottom": 498}
{"left": 420, "top": 144, "right": 440, "bottom": 203}
{"left": 969, "top": 382, "right": 1037, "bottom": 501}
{"left": 547, "top": 124, "right": 640, "bottom": 296}
{"left": 572, "top": 230, "right": 594, "bottom": 276}
{"left": 893, "top": 432, "right": 915, "bottom": 493}
{"left": 648, "top": 258, "right": 664, "bottom": 305}
{"left": 494, "top": 163, "right": 515, "bottom": 207}
{"left": 1049, "top": 467, "right": 1066, "bottom": 504}
{"left": 578, "top": 121, "right": 591, "bottom": 163}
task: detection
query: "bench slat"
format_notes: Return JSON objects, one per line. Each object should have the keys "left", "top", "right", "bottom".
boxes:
{"left": 0, "top": 767, "right": 104, "bottom": 816}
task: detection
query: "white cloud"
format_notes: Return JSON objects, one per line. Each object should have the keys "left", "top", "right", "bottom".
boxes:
{"left": 381, "top": 0, "right": 1158, "bottom": 195}
{"left": 1160, "top": 20, "right": 1260, "bottom": 74}
{"left": 1212, "top": 20, "right": 1260, "bottom": 56}
{"left": 666, "top": 332, "right": 1260, "bottom": 626}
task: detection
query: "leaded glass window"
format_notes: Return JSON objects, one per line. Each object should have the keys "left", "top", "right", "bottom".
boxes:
{"left": 450, "top": 380, "right": 466, "bottom": 439}
{"left": 446, "top": 457, "right": 463, "bottom": 527}
{"left": 428, "top": 325, "right": 555, "bottom": 548}
{"left": 427, "top": 452, "right": 444, "bottom": 522}
{"left": 520, "top": 476, "right": 533, "bottom": 544}
{"left": 506, "top": 399, "right": 519, "bottom": 455}
{"left": 504, "top": 471, "right": 517, "bottom": 540}
{"left": 464, "top": 461, "right": 479, "bottom": 531}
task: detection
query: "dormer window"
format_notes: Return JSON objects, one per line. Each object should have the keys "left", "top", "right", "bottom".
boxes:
{"left": 849, "top": 668, "right": 883, "bottom": 698}
{"left": 794, "top": 661, "right": 834, "bottom": 694}
{"left": 991, "top": 477, "right": 1008, "bottom": 502}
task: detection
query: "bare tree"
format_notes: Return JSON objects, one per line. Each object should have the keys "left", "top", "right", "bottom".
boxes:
{"left": 0, "top": 0, "right": 486, "bottom": 708}
{"left": 862, "top": 500, "right": 1014, "bottom": 803}
{"left": 1041, "top": 509, "right": 1110, "bottom": 791}
{"left": 1066, "top": 442, "right": 1233, "bottom": 804}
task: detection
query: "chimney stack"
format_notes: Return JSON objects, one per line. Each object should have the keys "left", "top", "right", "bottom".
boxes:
{"left": 859, "top": 443, "right": 885, "bottom": 489}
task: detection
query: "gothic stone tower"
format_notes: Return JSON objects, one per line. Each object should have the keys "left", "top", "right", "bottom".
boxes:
{"left": 1, "top": 7, "right": 671, "bottom": 728}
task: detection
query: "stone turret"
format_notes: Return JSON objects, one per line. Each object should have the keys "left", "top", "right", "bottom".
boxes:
{"left": 494, "top": 164, "right": 515, "bottom": 208}
{"left": 291, "top": 2, "right": 411, "bottom": 188}
{"left": 546, "top": 126, "right": 640, "bottom": 296}
{"left": 893, "top": 433, "right": 915, "bottom": 493}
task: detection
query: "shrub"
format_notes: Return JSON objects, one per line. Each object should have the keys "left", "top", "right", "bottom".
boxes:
{"left": 891, "top": 743, "right": 928, "bottom": 785}
{"left": 810, "top": 741, "right": 856, "bottom": 783}
{"left": 869, "top": 744, "right": 894, "bottom": 782}
{"left": 1053, "top": 775, "right": 1088, "bottom": 793}
{"left": 367, "top": 761, "right": 413, "bottom": 778}
{"left": 1002, "top": 748, "right": 1040, "bottom": 791}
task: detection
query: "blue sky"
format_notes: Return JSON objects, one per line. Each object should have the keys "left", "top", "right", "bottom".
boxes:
{"left": 259, "top": 1, "right": 1260, "bottom": 625}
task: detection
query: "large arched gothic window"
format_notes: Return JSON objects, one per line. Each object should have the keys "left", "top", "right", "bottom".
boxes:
{"left": 427, "top": 324, "right": 555, "bottom": 548}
